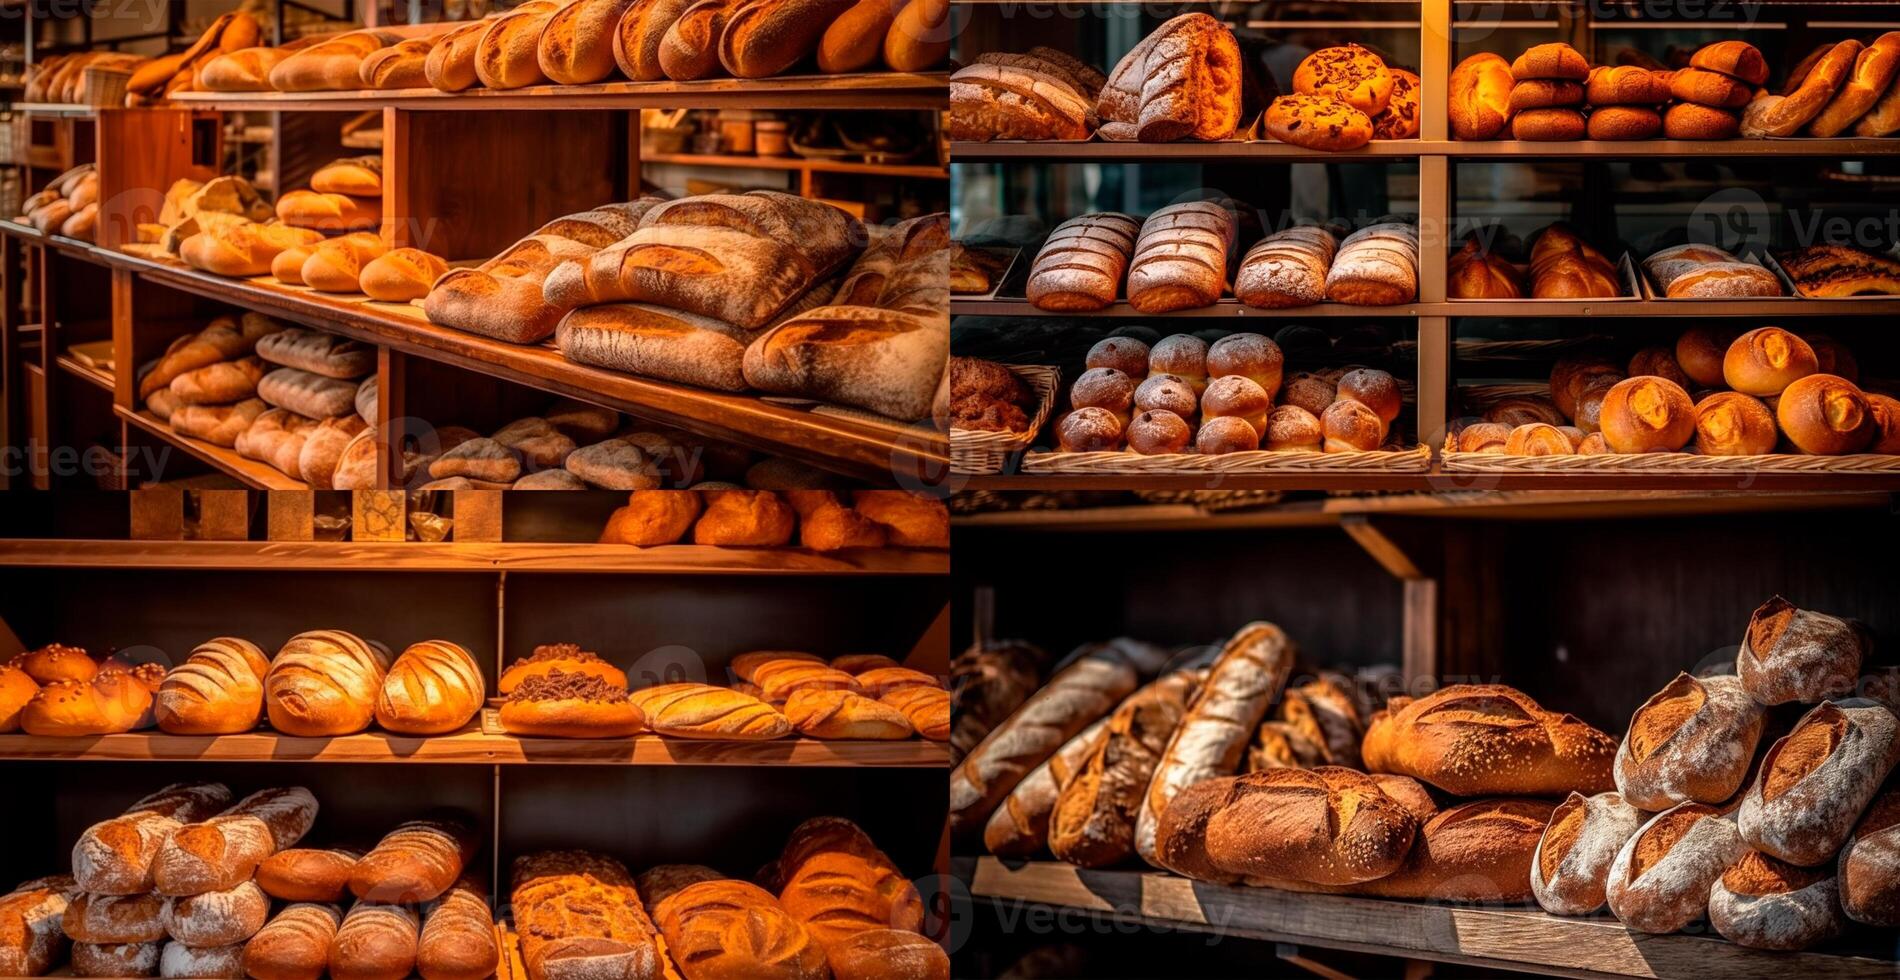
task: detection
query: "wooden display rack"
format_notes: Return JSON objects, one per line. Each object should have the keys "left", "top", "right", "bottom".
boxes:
{"left": 1, "top": 71, "right": 949, "bottom": 490}
{"left": 950, "top": 0, "right": 1900, "bottom": 491}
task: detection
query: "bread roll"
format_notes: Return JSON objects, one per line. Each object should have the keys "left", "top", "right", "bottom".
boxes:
{"left": 1614, "top": 672, "right": 1763, "bottom": 810}
{"left": 1738, "top": 594, "right": 1868, "bottom": 705}
{"left": 1694, "top": 392, "right": 1778, "bottom": 456}
{"left": 1739, "top": 699, "right": 1900, "bottom": 866}
{"left": 882, "top": 0, "right": 947, "bottom": 72}
{"left": 1531, "top": 791, "right": 1646, "bottom": 916}
{"left": 1264, "top": 94, "right": 1372, "bottom": 151}
{"left": 1723, "top": 327, "right": 1817, "bottom": 396}
{"left": 1135, "top": 623, "right": 1294, "bottom": 865}
{"left": 1361, "top": 684, "right": 1616, "bottom": 796}
{"left": 372, "top": 640, "right": 483, "bottom": 736}
{"left": 265, "top": 630, "right": 393, "bottom": 736}
{"left": 350, "top": 819, "right": 478, "bottom": 904}
{"left": 359, "top": 248, "right": 448, "bottom": 302}
{"left": 1778, "top": 373, "right": 1876, "bottom": 455}
{"left": 154, "top": 637, "right": 269, "bottom": 735}
{"left": 1606, "top": 802, "right": 1744, "bottom": 933}
{"left": 244, "top": 903, "right": 341, "bottom": 980}
{"left": 1598, "top": 376, "right": 1695, "bottom": 453}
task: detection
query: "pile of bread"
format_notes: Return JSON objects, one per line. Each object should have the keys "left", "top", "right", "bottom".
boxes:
{"left": 148, "top": 0, "right": 943, "bottom": 101}
{"left": 512, "top": 817, "right": 946, "bottom": 980}
{"left": 412, "top": 402, "right": 702, "bottom": 491}
{"left": 15, "top": 165, "right": 100, "bottom": 242}
{"left": 423, "top": 194, "right": 947, "bottom": 423}
{"left": 1053, "top": 332, "right": 1406, "bottom": 457}
{"left": 0, "top": 781, "right": 500, "bottom": 979}
{"left": 1454, "top": 36, "right": 1900, "bottom": 141}
{"left": 24, "top": 50, "right": 153, "bottom": 104}
{"left": 950, "top": 18, "right": 1419, "bottom": 148}
{"left": 1450, "top": 224, "right": 1622, "bottom": 299}
{"left": 1450, "top": 325, "right": 1900, "bottom": 457}
{"left": 596, "top": 488, "right": 950, "bottom": 550}
{"left": 1028, "top": 208, "right": 1419, "bottom": 313}
{"left": 498, "top": 643, "right": 949, "bottom": 741}
{"left": 1648, "top": 239, "right": 1900, "bottom": 299}
{"left": 121, "top": 12, "right": 263, "bottom": 102}
{"left": 138, "top": 314, "right": 379, "bottom": 487}
{"left": 0, "top": 633, "right": 485, "bottom": 738}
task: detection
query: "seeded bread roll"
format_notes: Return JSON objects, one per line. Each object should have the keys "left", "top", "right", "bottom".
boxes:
{"left": 1606, "top": 802, "right": 1745, "bottom": 933}
{"left": 1614, "top": 672, "right": 1764, "bottom": 810}
{"left": 1739, "top": 698, "right": 1900, "bottom": 866}
{"left": 1531, "top": 791, "right": 1647, "bottom": 916}
{"left": 1710, "top": 850, "right": 1845, "bottom": 950}
{"left": 1361, "top": 684, "right": 1617, "bottom": 796}
{"left": 1737, "top": 595, "right": 1868, "bottom": 705}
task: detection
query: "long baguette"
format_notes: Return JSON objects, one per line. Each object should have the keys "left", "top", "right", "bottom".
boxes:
{"left": 982, "top": 716, "right": 1110, "bottom": 857}
{"left": 1052, "top": 668, "right": 1203, "bottom": 868}
{"left": 1134, "top": 622, "right": 1295, "bottom": 866}
{"left": 948, "top": 646, "right": 1138, "bottom": 839}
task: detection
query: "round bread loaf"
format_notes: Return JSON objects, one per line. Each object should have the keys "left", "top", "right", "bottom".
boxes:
{"left": 1585, "top": 65, "right": 1669, "bottom": 105}
{"left": 1737, "top": 595, "right": 1867, "bottom": 705}
{"left": 1670, "top": 66, "right": 1753, "bottom": 107}
{"left": 160, "top": 941, "right": 244, "bottom": 979}
{"left": 1723, "top": 326, "right": 1818, "bottom": 396}
{"left": 1614, "top": 672, "right": 1764, "bottom": 809}
{"left": 1662, "top": 102, "right": 1740, "bottom": 139}
{"left": 154, "top": 637, "right": 269, "bottom": 735}
{"left": 1738, "top": 699, "right": 1900, "bottom": 866}
{"left": 1598, "top": 376, "right": 1695, "bottom": 453}
{"left": 1694, "top": 392, "right": 1778, "bottom": 456}
{"left": 1449, "top": 52, "right": 1513, "bottom": 140}
{"left": 1512, "top": 42, "right": 1587, "bottom": 80}
{"left": 372, "top": 640, "right": 484, "bottom": 736}
{"left": 1292, "top": 44, "right": 1394, "bottom": 114}
{"left": 264, "top": 630, "right": 392, "bottom": 737}
{"left": 1265, "top": 405, "right": 1322, "bottom": 451}
{"left": 1709, "top": 850, "right": 1844, "bottom": 950}
{"left": 1264, "top": 94, "right": 1372, "bottom": 151}
{"left": 1605, "top": 802, "right": 1744, "bottom": 933}
{"left": 1841, "top": 788, "right": 1900, "bottom": 925}
{"left": 65, "top": 892, "right": 166, "bottom": 944}
{"left": 1194, "top": 415, "right": 1257, "bottom": 454}
{"left": 1586, "top": 105, "right": 1662, "bottom": 140}
{"left": 1127, "top": 410, "right": 1190, "bottom": 455}
{"left": 1778, "top": 373, "right": 1875, "bottom": 455}
{"left": 1200, "top": 767, "right": 1419, "bottom": 885}
{"left": 160, "top": 881, "right": 268, "bottom": 947}
{"left": 1511, "top": 107, "right": 1585, "bottom": 141}
{"left": 1531, "top": 791, "right": 1646, "bottom": 916}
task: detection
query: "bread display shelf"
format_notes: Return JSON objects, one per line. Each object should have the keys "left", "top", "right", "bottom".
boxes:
{"left": 950, "top": 138, "right": 1900, "bottom": 161}
{"left": 164, "top": 72, "right": 949, "bottom": 111}
{"left": 1442, "top": 138, "right": 1900, "bottom": 157}
{"left": 104, "top": 250, "right": 950, "bottom": 483}
{"left": 1441, "top": 450, "right": 1900, "bottom": 475}
{"left": 0, "top": 538, "right": 948, "bottom": 574}
{"left": 955, "top": 294, "right": 1900, "bottom": 318}
{"left": 953, "top": 297, "right": 1423, "bottom": 318}
{"left": 961, "top": 858, "right": 1900, "bottom": 980}
{"left": 642, "top": 151, "right": 948, "bottom": 179}
{"left": 53, "top": 351, "right": 112, "bottom": 393}
{"left": 9, "top": 102, "right": 97, "bottom": 118}
{"left": 0, "top": 727, "right": 950, "bottom": 766}
{"left": 117, "top": 405, "right": 308, "bottom": 490}
{"left": 1020, "top": 446, "right": 1433, "bottom": 474}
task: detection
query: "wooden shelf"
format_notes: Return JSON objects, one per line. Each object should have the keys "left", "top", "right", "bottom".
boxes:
{"left": 954, "top": 297, "right": 1422, "bottom": 318}
{"left": 103, "top": 249, "right": 949, "bottom": 483}
{"left": 643, "top": 151, "right": 947, "bottom": 179}
{"left": 117, "top": 405, "right": 306, "bottom": 490}
{"left": 960, "top": 858, "right": 1899, "bottom": 980}
{"left": 165, "top": 73, "right": 947, "bottom": 111}
{"left": 950, "top": 138, "right": 1900, "bottom": 162}
{"left": 950, "top": 490, "right": 1895, "bottom": 530}
{"left": 959, "top": 469, "right": 1900, "bottom": 491}
{"left": 53, "top": 352, "right": 111, "bottom": 393}
{"left": 8, "top": 102, "right": 95, "bottom": 117}
{"left": 955, "top": 296, "right": 1900, "bottom": 319}
{"left": 0, "top": 726, "right": 951, "bottom": 767}
{"left": 0, "top": 538, "right": 949, "bottom": 574}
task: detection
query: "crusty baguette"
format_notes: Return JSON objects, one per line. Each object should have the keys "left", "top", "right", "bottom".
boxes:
{"left": 1051, "top": 668, "right": 1202, "bottom": 868}
{"left": 1134, "top": 622, "right": 1294, "bottom": 866}
{"left": 948, "top": 645, "right": 1139, "bottom": 840}
{"left": 982, "top": 716, "right": 1108, "bottom": 857}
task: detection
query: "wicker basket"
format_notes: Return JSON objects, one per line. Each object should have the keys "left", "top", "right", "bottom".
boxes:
{"left": 950, "top": 364, "right": 1059, "bottom": 475}
{"left": 1442, "top": 450, "right": 1900, "bottom": 475}
{"left": 81, "top": 64, "right": 132, "bottom": 108}
{"left": 1021, "top": 445, "right": 1432, "bottom": 474}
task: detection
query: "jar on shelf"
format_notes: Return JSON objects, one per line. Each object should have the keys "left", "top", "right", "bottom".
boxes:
{"left": 717, "top": 109, "right": 759, "bottom": 155}
{"left": 756, "top": 120, "right": 789, "bottom": 156}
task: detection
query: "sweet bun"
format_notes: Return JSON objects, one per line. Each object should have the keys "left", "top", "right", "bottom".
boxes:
{"left": 1149, "top": 334, "right": 1208, "bottom": 392}
{"left": 1264, "top": 405, "right": 1322, "bottom": 451}
{"left": 1127, "top": 410, "right": 1191, "bottom": 455}
{"left": 1134, "top": 374, "right": 1197, "bottom": 419}
{"left": 1056, "top": 407, "right": 1124, "bottom": 452}
{"left": 1069, "top": 367, "right": 1136, "bottom": 426}
{"left": 1321, "top": 399, "right": 1385, "bottom": 452}
{"left": 1335, "top": 368, "right": 1400, "bottom": 424}
{"left": 1195, "top": 415, "right": 1257, "bottom": 454}
{"left": 1086, "top": 337, "right": 1149, "bottom": 379}
{"left": 1777, "top": 374, "right": 1875, "bottom": 455}
{"left": 1598, "top": 376, "right": 1695, "bottom": 453}
{"left": 1206, "top": 333, "right": 1283, "bottom": 397}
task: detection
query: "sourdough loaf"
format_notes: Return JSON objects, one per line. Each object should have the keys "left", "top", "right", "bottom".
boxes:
{"left": 1613, "top": 672, "right": 1764, "bottom": 810}
{"left": 1530, "top": 791, "right": 1647, "bottom": 916}
{"left": 1739, "top": 698, "right": 1900, "bottom": 865}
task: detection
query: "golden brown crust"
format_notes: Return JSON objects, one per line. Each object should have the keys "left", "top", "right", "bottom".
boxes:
{"left": 1778, "top": 373, "right": 1875, "bottom": 455}
{"left": 1361, "top": 684, "right": 1616, "bottom": 796}
{"left": 1695, "top": 391, "right": 1778, "bottom": 456}
{"left": 1598, "top": 376, "right": 1695, "bottom": 453}
{"left": 1265, "top": 95, "right": 1372, "bottom": 151}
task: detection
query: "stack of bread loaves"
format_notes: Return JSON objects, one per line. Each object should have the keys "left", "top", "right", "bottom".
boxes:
{"left": 597, "top": 488, "right": 950, "bottom": 550}
{"left": 139, "top": 314, "right": 281, "bottom": 449}
{"left": 224, "top": 327, "right": 376, "bottom": 487}
{"left": 15, "top": 164, "right": 100, "bottom": 242}
{"left": 947, "top": 46, "right": 1106, "bottom": 141}
{"left": 1450, "top": 325, "right": 1899, "bottom": 458}
{"left": 1054, "top": 331, "right": 1407, "bottom": 457}
{"left": 259, "top": 157, "right": 452, "bottom": 302}
{"left": 1267, "top": 44, "right": 1420, "bottom": 150}
{"left": 6, "top": 645, "right": 164, "bottom": 736}
{"left": 1534, "top": 595, "right": 1900, "bottom": 951}
{"left": 1449, "top": 224, "right": 1621, "bottom": 299}
{"left": 123, "top": 11, "right": 261, "bottom": 100}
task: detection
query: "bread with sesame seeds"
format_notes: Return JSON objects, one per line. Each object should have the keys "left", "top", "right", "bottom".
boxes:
{"left": 1361, "top": 684, "right": 1616, "bottom": 797}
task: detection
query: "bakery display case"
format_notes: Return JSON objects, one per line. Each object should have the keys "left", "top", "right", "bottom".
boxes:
{"left": 0, "top": 0, "right": 952, "bottom": 493}
{"left": 948, "top": 490, "right": 1900, "bottom": 979}
{"left": 948, "top": 0, "right": 1900, "bottom": 490}
{"left": 0, "top": 488, "right": 952, "bottom": 977}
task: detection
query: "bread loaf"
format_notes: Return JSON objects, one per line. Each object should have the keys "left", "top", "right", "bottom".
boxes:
{"left": 73, "top": 783, "right": 233, "bottom": 895}
{"left": 1614, "top": 672, "right": 1764, "bottom": 810}
{"left": 882, "top": 0, "right": 947, "bottom": 73}
{"left": 234, "top": 409, "right": 318, "bottom": 482}
{"left": 539, "top": 0, "right": 634, "bottom": 84}
{"left": 1346, "top": 798, "right": 1553, "bottom": 903}
{"left": 360, "top": 248, "right": 448, "bottom": 302}
{"left": 167, "top": 399, "right": 267, "bottom": 449}
{"left": 1739, "top": 698, "right": 1900, "bottom": 865}
{"left": 64, "top": 892, "right": 165, "bottom": 943}
{"left": 639, "top": 870, "right": 827, "bottom": 979}
{"left": 265, "top": 630, "right": 393, "bottom": 736}
{"left": 1324, "top": 222, "right": 1417, "bottom": 305}
{"left": 258, "top": 367, "right": 359, "bottom": 419}
{"left": 613, "top": 0, "right": 692, "bottom": 80}
{"left": 328, "top": 902, "right": 418, "bottom": 980}
{"left": 139, "top": 315, "right": 283, "bottom": 400}
{"left": 512, "top": 851, "right": 661, "bottom": 980}
{"left": 373, "top": 640, "right": 484, "bottom": 736}
{"left": 1709, "top": 850, "right": 1845, "bottom": 950}
{"left": 555, "top": 303, "right": 751, "bottom": 392}
{"left": 269, "top": 30, "right": 398, "bottom": 91}
{"left": 1737, "top": 595, "right": 1866, "bottom": 705}
{"left": 159, "top": 880, "right": 267, "bottom": 946}
{"left": 426, "top": 14, "right": 505, "bottom": 92}
{"left": 476, "top": 2, "right": 560, "bottom": 89}
{"left": 772, "top": 817, "right": 924, "bottom": 971}
{"left": 1192, "top": 767, "right": 1421, "bottom": 886}
{"left": 783, "top": 688, "right": 913, "bottom": 739}
{"left": 199, "top": 46, "right": 293, "bottom": 91}
{"left": 1840, "top": 787, "right": 1900, "bottom": 925}
{"left": 0, "top": 876, "right": 77, "bottom": 977}
{"left": 154, "top": 637, "right": 269, "bottom": 735}
{"left": 1450, "top": 53, "right": 1513, "bottom": 139}
{"left": 1361, "top": 684, "right": 1616, "bottom": 796}
{"left": 1134, "top": 622, "right": 1293, "bottom": 865}
{"left": 275, "top": 190, "right": 380, "bottom": 232}
{"left": 1530, "top": 791, "right": 1647, "bottom": 916}
{"left": 71, "top": 939, "right": 161, "bottom": 977}
{"left": 624, "top": 682, "right": 791, "bottom": 739}
{"left": 1126, "top": 202, "right": 1235, "bottom": 314}
{"left": 257, "top": 327, "right": 375, "bottom": 380}
{"left": 983, "top": 716, "right": 1109, "bottom": 857}
{"left": 717, "top": 0, "right": 857, "bottom": 78}
{"left": 169, "top": 356, "right": 264, "bottom": 405}
{"left": 1808, "top": 32, "right": 1900, "bottom": 137}
{"left": 160, "top": 940, "right": 244, "bottom": 978}
{"left": 358, "top": 38, "right": 435, "bottom": 89}
{"left": 256, "top": 847, "right": 363, "bottom": 902}
{"left": 242, "top": 903, "right": 341, "bottom": 980}
{"left": 658, "top": 0, "right": 728, "bottom": 80}
{"left": 152, "top": 786, "right": 317, "bottom": 896}
{"left": 1235, "top": 226, "right": 1335, "bottom": 308}
{"left": 350, "top": 819, "right": 478, "bottom": 904}
{"left": 740, "top": 294, "right": 947, "bottom": 421}
{"left": 1026, "top": 213, "right": 1139, "bottom": 311}
{"left": 1049, "top": 669, "right": 1199, "bottom": 868}
{"left": 951, "top": 646, "right": 1139, "bottom": 840}
{"left": 415, "top": 880, "right": 499, "bottom": 980}
{"left": 827, "top": 928, "right": 947, "bottom": 980}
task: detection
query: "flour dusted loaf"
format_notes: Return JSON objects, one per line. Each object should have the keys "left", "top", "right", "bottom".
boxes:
{"left": 1614, "top": 671, "right": 1764, "bottom": 810}
{"left": 1737, "top": 595, "right": 1868, "bottom": 705}
{"left": 1026, "top": 213, "right": 1139, "bottom": 311}
{"left": 258, "top": 367, "right": 359, "bottom": 419}
{"left": 1236, "top": 226, "right": 1336, "bottom": 308}
{"left": 0, "top": 875, "right": 78, "bottom": 977}
{"left": 1125, "top": 202, "right": 1236, "bottom": 314}
{"left": 511, "top": 850, "right": 663, "bottom": 980}
{"left": 159, "top": 880, "right": 268, "bottom": 947}
{"left": 1324, "top": 222, "right": 1417, "bottom": 305}
{"left": 256, "top": 328, "right": 375, "bottom": 379}
{"left": 1530, "top": 791, "right": 1647, "bottom": 915}
{"left": 152, "top": 786, "right": 318, "bottom": 896}
{"left": 1096, "top": 14, "right": 1243, "bottom": 142}
{"left": 1606, "top": 801, "right": 1745, "bottom": 933}
{"left": 1739, "top": 698, "right": 1900, "bottom": 866}
{"left": 555, "top": 303, "right": 753, "bottom": 392}
{"left": 1709, "top": 849, "right": 1845, "bottom": 950}
{"left": 73, "top": 783, "right": 233, "bottom": 895}
{"left": 256, "top": 847, "right": 363, "bottom": 902}
{"left": 1050, "top": 669, "right": 1200, "bottom": 868}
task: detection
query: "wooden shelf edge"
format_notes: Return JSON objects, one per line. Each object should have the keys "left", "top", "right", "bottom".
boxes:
{"left": 53, "top": 353, "right": 113, "bottom": 393}
{"left": 104, "top": 250, "right": 949, "bottom": 483}
{"left": 643, "top": 151, "right": 947, "bottom": 178}
{"left": 954, "top": 297, "right": 1900, "bottom": 318}
{"left": 948, "top": 138, "right": 1900, "bottom": 161}
{"left": 117, "top": 405, "right": 306, "bottom": 490}
{"left": 957, "top": 471, "right": 1900, "bottom": 491}
{"left": 958, "top": 858, "right": 1899, "bottom": 980}
{"left": 0, "top": 729, "right": 952, "bottom": 767}
{"left": 164, "top": 73, "right": 948, "bottom": 111}
{"left": 0, "top": 539, "right": 949, "bottom": 575}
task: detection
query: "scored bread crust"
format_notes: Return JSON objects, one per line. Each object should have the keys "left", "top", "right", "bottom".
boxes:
{"left": 1606, "top": 802, "right": 1745, "bottom": 933}
{"left": 1614, "top": 672, "right": 1764, "bottom": 810}
{"left": 1530, "top": 790, "right": 1646, "bottom": 915}
{"left": 1739, "top": 699, "right": 1900, "bottom": 865}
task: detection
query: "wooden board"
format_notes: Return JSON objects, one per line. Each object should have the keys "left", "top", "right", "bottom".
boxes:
{"left": 0, "top": 538, "right": 948, "bottom": 574}
{"left": 116, "top": 406, "right": 305, "bottom": 490}
{"left": 963, "top": 858, "right": 1899, "bottom": 980}
{"left": 0, "top": 727, "right": 951, "bottom": 767}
